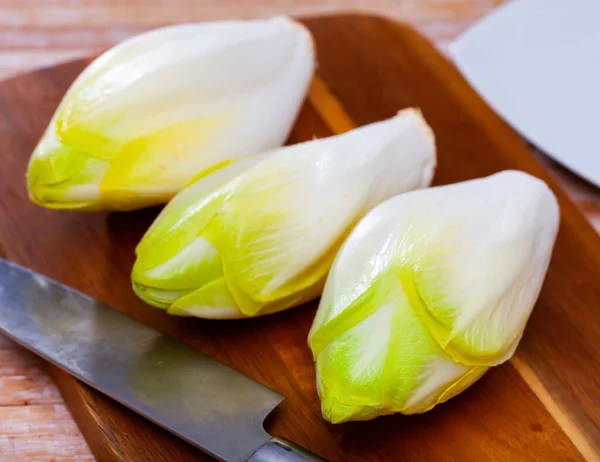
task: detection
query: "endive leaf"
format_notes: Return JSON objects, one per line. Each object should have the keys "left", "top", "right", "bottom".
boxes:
{"left": 314, "top": 269, "right": 484, "bottom": 423}
{"left": 27, "top": 127, "right": 109, "bottom": 209}
{"left": 218, "top": 111, "right": 436, "bottom": 316}
{"left": 99, "top": 114, "right": 230, "bottom": 208}
{"left": 28, "top": 17, "right": 315, "bottom": 210}
{"left": 393, "top": 172, "right": 559, "bottom": 365}
{"left": 168, "top": 278, "right": 241, "bottom": 319}
{"left": 57, "top": 18, "right": 311, "bottom": 154}
{"left": 217, "top": 146, "right": 365, "bottom": 316}
{"left": 133, "top": 109, "right": 437, "bottom": 317}
{"left": 132, "top": 156, "right": 265, "bottom": 292}
{"left": 309, "top": 170, "right": 559, "bottom": 422}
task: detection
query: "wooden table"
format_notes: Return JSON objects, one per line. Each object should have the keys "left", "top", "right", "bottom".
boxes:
{"left": 1, "top": 1, "right": 599, "bottom": 460}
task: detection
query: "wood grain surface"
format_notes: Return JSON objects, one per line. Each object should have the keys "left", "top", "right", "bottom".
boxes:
{"left": 1, "top": 4, "right": 600, "bottom": 462}
{"left": 0, "top": 0, "right": 508, "bottom": 81}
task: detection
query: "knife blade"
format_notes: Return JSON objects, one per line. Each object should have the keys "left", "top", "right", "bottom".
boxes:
{"left": 0, "top": 258, "right": 326, "bottom": 462}
{"left": 450, "top": 0, "right": 600, "bottom": 187}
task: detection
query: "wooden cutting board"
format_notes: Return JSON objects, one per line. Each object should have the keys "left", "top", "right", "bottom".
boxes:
{"left": 0, "top": 13, "right": 599, "bottom": 462}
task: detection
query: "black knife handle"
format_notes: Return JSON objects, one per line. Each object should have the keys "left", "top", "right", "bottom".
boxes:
{"left": 246, "top": 437, "right": 328, "bottom": 462}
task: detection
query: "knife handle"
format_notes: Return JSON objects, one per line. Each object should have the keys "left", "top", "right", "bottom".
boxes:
{"left": 246, "top": 437, "right": 328, "bottom": 462}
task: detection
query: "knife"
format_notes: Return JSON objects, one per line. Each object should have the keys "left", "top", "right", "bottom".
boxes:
{"left": 0, "top": 258, "right": 327, "bottom": 462}
{"left": 450, "top": 0, "right": 600, "bottom": 187}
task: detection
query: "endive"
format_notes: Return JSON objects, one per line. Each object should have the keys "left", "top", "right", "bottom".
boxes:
{"left": 308, "top": 170, "right": 559, "bottom": 423}
{"left": 133, "top": 108, "right": 436, "bottom": 318}
{"left": 27, "top": 17, "right": 315, "bottom": 211}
